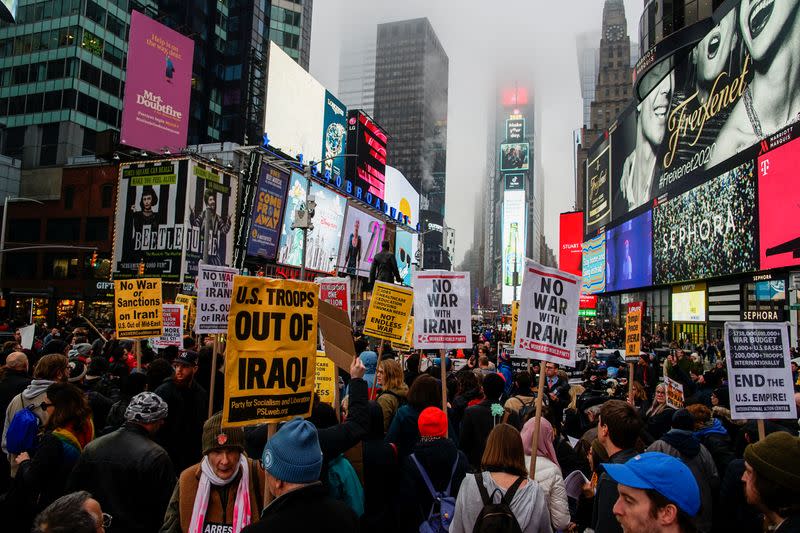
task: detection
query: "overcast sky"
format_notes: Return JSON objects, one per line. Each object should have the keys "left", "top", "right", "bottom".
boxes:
{"left": 309, "top": 0, "right": 644, "bottom": 265}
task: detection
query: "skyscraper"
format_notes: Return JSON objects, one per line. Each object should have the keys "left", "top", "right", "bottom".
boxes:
{"left": 338, "top": 30, "right": 376, "bottom": 116}
{"left": 374, "top": 17, "right": 449, "bottom": 269}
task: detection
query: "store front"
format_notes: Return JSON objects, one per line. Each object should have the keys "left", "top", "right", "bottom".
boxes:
{"left": 671, "top": 282, "right": 707, "bottom": 346}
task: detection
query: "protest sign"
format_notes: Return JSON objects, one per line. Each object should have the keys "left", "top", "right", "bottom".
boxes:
{"left": 363, "top": 281, "right": 414, "bottom": 342}
{"left": 318, "top": 300, "right": 357, "bottom": 371}
{"left": 664, "top": 376, "right": 685, "bottom": 409}
{"left": 152, "top": 304, "right": 184, "bottom": 349}
{"left": 392, "top": 317, "right": 414, "bottom": 352}
{"left": 114, "top": 279, "right": 163, "bottom": 339}
{"left": 19, "top": 324, "right": 35, "bottom": 350}
{"left": 196, "top": 263, "right": 238, "bottom": 334}
{"left": 511, "top": 301, "right": 520, "bottom": 344}
{"left": 317, "top": 277, "right": 351, "bottom": 320}
{"left": 412, "top": 271, "right": 471, "bottom": 350}
{"left": 315, "top": 351, "right": 337, "bottom": 407}
{"left": 625, "top": 302, "right": 643, "bottom": 362}
{"left": 724, "top": 322, "right": 797, "bottom": 420}
{"left": 223, "top": 276, "right": 318, "bottom": 427}
{"left": 175, "top": 294, "right": 195, "bottom": 332}
{"left": 514, "top": 260, "right": 580, "bottom": 367}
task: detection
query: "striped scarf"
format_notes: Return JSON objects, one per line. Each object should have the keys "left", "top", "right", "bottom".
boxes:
{"left": 52, "top": 420, "right": 94, "bottom": 463}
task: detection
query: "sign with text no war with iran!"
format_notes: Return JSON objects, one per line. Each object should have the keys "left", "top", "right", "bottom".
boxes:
{"left": 223, "top": 277, "right": 318, "bottom": 427}
{"left": 413, "top": 271, "right": 471, "bottom": 350}
{"left": 196, "top": 263, "right": 238, "bottom": 334}
{"left": 114, "top": 278, "right": 163, "bottom": 339}
{"left": 514, "top": 260, "right": 580, "bottom": 367}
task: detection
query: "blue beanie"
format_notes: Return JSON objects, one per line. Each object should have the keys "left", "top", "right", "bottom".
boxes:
{"left": 262, "top": 418, "right": 323, "bottom": 484}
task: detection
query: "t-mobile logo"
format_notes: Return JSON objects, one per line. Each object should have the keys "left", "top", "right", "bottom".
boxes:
{"left": 760, "top": 159, "right": 770, "bottom": 177}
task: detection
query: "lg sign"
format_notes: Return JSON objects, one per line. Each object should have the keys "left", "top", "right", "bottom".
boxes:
{"left": 559, "top": 212, "right": 584, "bottom": 276}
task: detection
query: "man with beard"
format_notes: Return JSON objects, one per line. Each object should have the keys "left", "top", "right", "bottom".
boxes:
{"left": 155, "top": 351, "right": 209, "bottom": 472}
{"left": 190, "top": 189, "right": 232, "bottom": 266}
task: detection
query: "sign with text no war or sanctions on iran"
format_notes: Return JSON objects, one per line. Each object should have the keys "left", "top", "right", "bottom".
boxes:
{"left": 514, "top": 260, "right": 580, "bottom": 367}
{"left": 363, "top": 281, "right": 414, "bottom": 342}
{"left": 196, "top": 263, "right": 238, "bottom": 334}
{"left": 114, "top": 279, "right": 163, "bottom": 339}
{"left": 724, "top": 322, "right": 797, "bottom": 420}
{"left": 223, "top": 277, "right": 318, "bottom": 427}
{"left": 413, "top": 271, "right": 471, "bottom": 350}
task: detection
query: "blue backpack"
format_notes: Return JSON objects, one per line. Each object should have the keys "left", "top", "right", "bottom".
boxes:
{"left": 411, "top": 453, "right": 459, "bottom": 533}
{"left": 6, "top": 395, "right": 40, "bottom": 454}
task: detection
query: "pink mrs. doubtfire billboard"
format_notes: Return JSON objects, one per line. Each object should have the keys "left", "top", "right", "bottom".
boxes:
{"left": 120, "top": 11, "right": 194, "bottom": 153}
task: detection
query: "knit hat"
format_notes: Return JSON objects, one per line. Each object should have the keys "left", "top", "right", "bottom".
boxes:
{"left": 418, "top": 407, "right": 448, "bottom": 438}
{"left": 671, "top": 408, "right": 694, "bottom": 431}
{"left": 67, "top": 359, "right": 87, "bottom": 382}
{"left": 69, "top": 343, "right": 92, "bottom": 359}
{"left": 262, "top": 418, "right": 322, "bottom": 484}
{"left": 744, "top": 432, "right": 800, "bottom": 491}
{"left": 202, "top": 412, "right": 245, "bottom": 455}
{"left": 125, "top": 392, "right": 169, "bottom": 423}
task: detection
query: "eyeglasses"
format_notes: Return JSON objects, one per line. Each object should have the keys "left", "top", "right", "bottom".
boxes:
{"left": 39, "top": 402, "right": 54, "bottom": 411}
{"left": 102, "top": 513, "right": 112, "bottom": 528}
{"left": 655, "top": 390, "right": 665, "bottom": 395}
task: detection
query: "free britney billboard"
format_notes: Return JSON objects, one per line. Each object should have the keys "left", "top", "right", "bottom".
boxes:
{"left": 120, "top": 11, "right": 194, "bottom": 154}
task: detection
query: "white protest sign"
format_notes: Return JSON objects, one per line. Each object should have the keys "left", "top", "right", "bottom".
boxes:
{"left": 196, "top": 263, "right": 238, "bottom": 334}
{"left": 514, "top": 259, "right": 580, "bottom": 367}
{"left": 152, "top": 304, "right": 184, "bottom": 349}
{"left": 724, "top": 322, "right": 797, "bottom": 420}
{"left": 317, "top": 277, "right": 351, "bottom": 321}
{"left": 19, "top": 324, "right": 35, "bottom": 350}
{"left": 412, "top": 270, "right": 471, "bottom": 350}
{"left": 664, "top": 376, "right": 685, "bottom": 409}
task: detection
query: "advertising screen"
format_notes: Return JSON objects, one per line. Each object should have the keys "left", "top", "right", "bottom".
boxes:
{"left": 758, "top": 136, "right": 800, "bottom": 269}
{"left": 500, "top": 142, "right": 530, "bottom": 172}
{"left": 559, "top": 212, "right": 584, "bottom": 276}
{"left": 504, "top": 173, "right": 525, "bottom": 191}
{"left": 246, "top": 161, "right": 289, "bottom": 260}
{"left": 653, "top": 160, "right": 757, "bottom": 284}
{"left": 383, "top": 165, "right": 419, "bottom": 228}
{"left": 345, "top": 110, "right": 387, "bottom": 202}
{"left": 755, "top": 280, "right": 785, "bottom": 302}
{"left": 120, "top": 11, "right": 194, "bottom": 154}
{"left": 672, "top": 284, "right": 707, "bottom": 322}
{"left": 506, "top": 118, "right": 525, "bottom": 142}
{"left": 606, "top": 210, "right": 652, "bottom": 292}
{"left": 337, "top": 205, "right": 388, "bottom": 278}
{"left": 585, "top": 138, "right": 611, "bottom": 234}
{"left": 502, "top": 190, "right": 527, "bottom": 304}
{"left": 395, "top": 230, "right": 414, "bottom": 286}
{"left": 581, "top": 233, "right": 606, "bottom": 295}
{"left": 321, "top": 91, "right": 348, "bottom": 183}
{"left": 276, "top": 172, "right": 309, "bottom": 268}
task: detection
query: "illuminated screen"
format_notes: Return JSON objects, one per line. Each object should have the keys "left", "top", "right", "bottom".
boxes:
{"left": 758, "top": 137, "right": 800, "bottom": 269}
{"left": 606, "top": 210, "right": 652, "bottom": 292}
{"left": 337, "top": 205, "right": 387, "bottom": 278}
{"left": 755, "top": 280, "right": 785, "bottom": 302}
{"left": 672, "top": 290, "right": 706, "bottom": 322}
{"left": 559, "top": 212, "right": 584, "bottom": 276}
{"left": 345, "top": 110, "right": 387, "bottom": 202}
{"left": 502, "top": 190, "right": 526, "bottom": 304}
{"left": 500, "top": 143, "right": 530, "bottom": 172}
{"left": 581, "top": 233, "right": 606, "bottom": 294}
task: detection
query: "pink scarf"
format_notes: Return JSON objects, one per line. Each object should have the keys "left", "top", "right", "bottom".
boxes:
{"left": 521, "top": 416, "right": 560, "bottom": 468}
{"left": 188, "top": 455, "right": 252, "bottom": 533}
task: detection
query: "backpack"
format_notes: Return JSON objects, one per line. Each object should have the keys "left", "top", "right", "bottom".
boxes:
{"left": 514, "top": 396, "right": 536, "bottom": 422}
{"left": 6, "top": 395, "right": 40, "bottom": 455}
{"left": 327, "top": 454, "right": 365, "bottom": 518}
{"left": 410, "top": 453, "right": 459, "bottom": 533}
{"left": 472, "top": 472, "right": 524, "bottom": 533}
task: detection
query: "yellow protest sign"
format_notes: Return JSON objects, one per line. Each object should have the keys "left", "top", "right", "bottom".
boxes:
{"left": 364, "top": 281, "right": 414, "bottom": 342}
{"left": 625, "top": 302, "right": 643, "bottom": 361}
{"left": 114, "top": 279, "right": 163, "bottom": 339}
{"left": 175, "top": 294, "right": 196, "bottom": 332}
{"left": 223, "top": 276, "right": 318, "bottom": 427}
{"left": 511, "top": 301, "right": 520, "bottom": 342}
{"left": 315, "top": 351, "right": 337, "bottom": 407}
{"left": 393, "top": 317, "right": 414, "bottom": 352}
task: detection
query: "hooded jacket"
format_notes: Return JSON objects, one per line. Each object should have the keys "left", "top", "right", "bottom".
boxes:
{"left": 376, "top": 382, "right": 408, "bottom": 432}
{"left": 449, "top": 472, "right": 551, "bottom": 533}
{"left": 524, "top": 455, "right": 571, "bottom": 531}
{"left": 2, "top": 379, "right": 56, "bottom": 477}
{"left": 694, "top": 418, "right": 735, "bottom": 478}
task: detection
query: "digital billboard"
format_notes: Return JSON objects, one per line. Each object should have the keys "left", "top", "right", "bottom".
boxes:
{"left": 606, "top": 210, "right": 652, "bottom": 292}
{"left": 758, "top": 136, "right": 800, "bottom": 269}
{"left": 672, "top": 283, "right": 707, "bottom": 323}
{"left": 383, "top": 165, "right": 419, "bottom": 228}
{"left": 345, "top": 110, "right": 387, "bottom": 202}
{"left": 504, "top": 173, "right": 524, "bottom": 191}
{"left": 559, "top": 212, "right": 584, "bottom": 276}
{"left": 120, "top": 11, "right": 194, "bottom": 154}
{"left": 276, "top": 172, "right": 309, "bottom": 268}
{"left": 585, "top": 137, "right": 611, "bottom": 235}
{"left": 321, "top": 92, "right": 348, "bottom": 183}
{"left": 246, "top": 161, "right": 289, "bottom": 260}
{"left": 337, "top": 205, "right": 388, "bottom": 278}
{"left": 653, "top": 160, "right": 757, "bottom": 284}
{"left": 755, "top": 280, "right": 785, "bottom": 302}
{"left": 395, "top": 229, "right": 414, "bottom": 286}
{"left": 581, "top": 233, "right": 606, "bottom": 295}
{"left": 500, "top": 142, "right": 530, "bottom": 172}
{"left": 506, "top": 118, "right": 525, "bottom": 142}
{"left": 502, "top": 190, "right": 526, "bottom": 304}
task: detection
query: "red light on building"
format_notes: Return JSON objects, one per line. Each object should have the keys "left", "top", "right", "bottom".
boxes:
{"left": 502, "top": 87, "right": 529, "bottom": 107}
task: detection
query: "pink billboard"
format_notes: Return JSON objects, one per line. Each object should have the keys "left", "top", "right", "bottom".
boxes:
{"left": 758, "top": 137, "right": 800, "bottom": 270}
{"left": 120, "top": 11, "right": 194, "bottom": 153}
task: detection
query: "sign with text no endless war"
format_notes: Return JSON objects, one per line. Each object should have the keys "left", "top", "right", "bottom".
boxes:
{"left": 152, "top": 304, "right": 184, "bottom": 349}
{"left": 114, "top": 279, "right": 163, "bottom": 339}
{"left": 412, "top": 271, "right": 471, "bottom": 350}
{"left": 625, "top": 302, "right": 643, "bottom": 362}
{"left": 223, "top": 277, "right": 318, "bottom": 427}
{"left": 725, "top": 322, "right": 797, "bottom": 421}
{"left": 195, "top": 263, "right": 238, "bottom": 334}
{"left": 363, "top": 281, "right": 414, "bottom": 342}
{"left": 515, "top": 260, "right": 580, "bottom": 367}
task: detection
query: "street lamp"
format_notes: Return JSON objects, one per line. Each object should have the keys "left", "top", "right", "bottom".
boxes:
{"left": 0, "top": 196, "right": 44, "bottom": 280}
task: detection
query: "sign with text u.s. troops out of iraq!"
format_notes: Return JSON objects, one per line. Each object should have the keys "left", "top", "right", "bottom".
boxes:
{"left": 363, "top": 281, "right": 414, "bottom": 342}
{"left": 514, "top": 260, "right": 580, "bottom": 367}
{"left": 195, "top": 263, "right": 238, "bottom": 334}
{"left": 724, "top": 322, "right": 797, "bottom": 421}
{"left": 412, "top": 271, "right": 471, "bottom": 350}
{"left": 114, "top": 279, "right": 163, "bottom": 339}
{"left": 223, "top": 277, "right": 318, "bottom": 427}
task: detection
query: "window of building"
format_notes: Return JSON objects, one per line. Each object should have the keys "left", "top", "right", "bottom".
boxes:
{"left": 25, "top": 93, "right": 43, "bottom": 114}
{"left": 101, "top": 184, "right": 114, "bottom": 208}
{"left": 64, "top": 186, "right": 75, "bottom": 209}
{"left": 40, "top": 123, "right": 60, "bottom": 166}
{"left": 81, "top": 30, "right": 103, "bottom": 57}
{"left": 77, "top": 92, "right": 98, "bottom": 117}
{"left": 80, "top": 61, "right": 102, "bottom": 87}
{"left": 44, "top": 90, "right": 62, "bottom": 111}
{"left": 85, "top": 0, "right": 106, "bottom": 26}
{"left": 4, "top": 253, "right": 37, "bottom": 280}
{"left": 45, "top": 254, "right": 79, "bottom": 279}
{"left": 85, "top": 217, "right": 108, "bottom": 241}
{"left": 46, "top": 218, "right": 81, "bottom": 242}
{"left": 47, "top": 59, "right": 65, "bottom": 80}
{"left": 8, "top": 219, "right": 40, "bottom": 242}
{"left": 100, "top": 73, "right": 120, "bottom": 96}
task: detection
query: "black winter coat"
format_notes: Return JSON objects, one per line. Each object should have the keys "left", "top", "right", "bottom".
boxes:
{"left": 68, "top": 423, "right": 176, "bottom": 533}
{"left": 154, "top": 378, "right": 208, "bottom": 472}
{"left": 459, "top": 400, "right": 520, "bottom": 470}
{"left": 0, "top": 370, "right": 31, "bottom": 428}
{"left": 241, "top": 482, "right": 359, "bottom": 533}
{"left": 369, "top": 250, "right": 401, "bottom": 285}
{"left": 592, "top": 448, "right": 639, "bottom": 533}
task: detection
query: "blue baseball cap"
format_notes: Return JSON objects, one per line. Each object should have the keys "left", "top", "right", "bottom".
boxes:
{"left": 602, "top": 452, "right": 700, "bottom": 517}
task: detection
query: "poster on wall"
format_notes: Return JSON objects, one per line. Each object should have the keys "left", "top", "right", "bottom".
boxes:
{"left": 321, "top": 91, "right": 348, "bottom": 183}
{"left": 120, "top": 11, "right": 194, "bottom": 153}
{"left": 113, "top": 160, "right": 187, "bottom": 280}
{"left": 581, "top": 233, "right": 606, "bottom": 295}
{"left": 606, "top": 210, "right": 652, "bottom": 292}
{"left": 585, "top": 138, "right": 611, "bottom": 234}
{"left": 337, "top": 205, "right": 387, "bottom": 278}
{"left": 653, "top": 160, "right": 757, "bottom": 284}
{"left": 500, "top": 142, "right": 530, "bottom": 172}
{"left": 246, "top": 162, "right": 289, "bottom": 260}
{"left": 672, "top": 283, "right": 707, "bottom": 322}
{"left": 758, "top": 136, "right": 800, "bottom": 270}
{"left": 395, "top": 230, "right": 414, "bottom": 286}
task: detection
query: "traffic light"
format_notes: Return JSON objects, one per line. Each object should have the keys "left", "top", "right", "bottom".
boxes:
{"left": 90, "top": 251, "right": 98, "bottom": 268}
{"left": 138, "top": 260, "right": 145, "bottom": 276}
